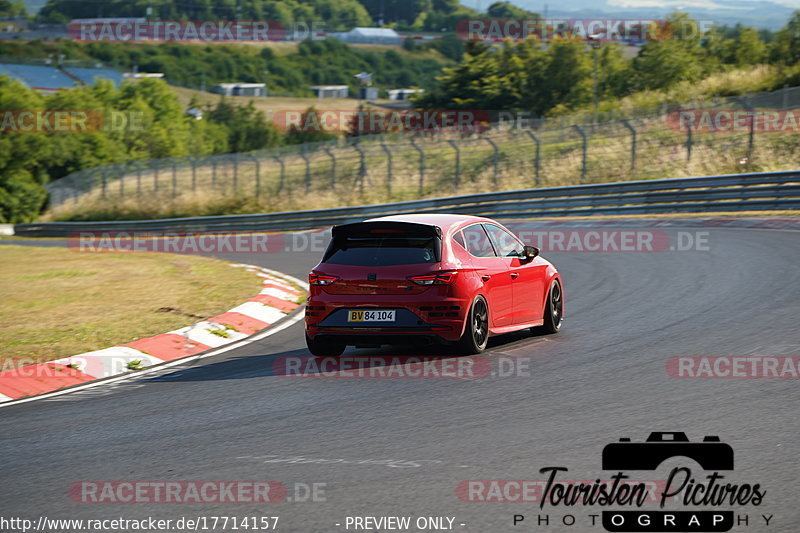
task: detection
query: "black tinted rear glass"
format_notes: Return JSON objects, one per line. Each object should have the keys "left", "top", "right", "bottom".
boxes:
{"left": 323, "top": 236, "right": 439, "bottom": 266}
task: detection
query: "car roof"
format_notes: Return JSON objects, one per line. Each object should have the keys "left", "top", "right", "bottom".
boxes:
{"left": 365, "top": 213, "right": 492, "bottom": 232}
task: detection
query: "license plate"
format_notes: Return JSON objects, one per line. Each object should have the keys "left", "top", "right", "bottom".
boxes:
{"left": 348, "top": 310, "right": 395, "bottom": 322}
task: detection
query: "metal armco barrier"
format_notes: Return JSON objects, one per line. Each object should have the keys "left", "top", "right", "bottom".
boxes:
{"left": 15, "top": 170, "right": 800, "bottom": 237}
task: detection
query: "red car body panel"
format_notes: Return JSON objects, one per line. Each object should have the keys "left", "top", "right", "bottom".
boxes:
{"left": 305, "top": 214, "right": 562, "bottom": 345}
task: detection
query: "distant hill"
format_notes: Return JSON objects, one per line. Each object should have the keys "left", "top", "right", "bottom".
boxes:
{"left": 32, "top": 0, "right": 477, "bottom": 31}
{"left": 22, "top": 0, "right": 46, "bottom": 14}
{"left": 513, "top": 0, "right": 798, "bottom": 30}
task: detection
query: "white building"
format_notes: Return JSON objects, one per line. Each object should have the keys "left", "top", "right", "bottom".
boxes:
{"left": 212, "top": 83, "right": 266, "bottom": 97}
{"left": 332, "top": 27, "right": 402, "bottom": 45}
{"left": 310, "top": 85, "right": 349, "bottom": 99}
{"left": 388, "top": 88, "right": 424, "bottom": 100}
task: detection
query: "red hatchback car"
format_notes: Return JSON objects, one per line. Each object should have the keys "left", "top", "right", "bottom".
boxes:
{"left": 305, "top": 214, "right": 563, "bottom": 356}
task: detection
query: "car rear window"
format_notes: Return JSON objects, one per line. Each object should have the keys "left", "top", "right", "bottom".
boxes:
{"left": 323, "top": 236, "right": 439, "bottom": 266}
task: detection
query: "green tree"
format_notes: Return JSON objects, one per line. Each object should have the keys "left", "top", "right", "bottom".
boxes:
{"left": 486, "top": 1, "right": 539, "bottom": 19}
{"left": 206, "top": 99, "right": 282, "bottom": 152}
{"left": 285, "top": 107, "right": 339, "bottom": 144}
{"left": 0, "top": 0, "right": 25, "bottom": 17}
{"left": 722, "top": 26, "right": 767, "bottom": 66}
{"left": 632, "top": 39, "right": 705, "bottom": 90}
{"left": 769, "top": 10, "right": 800, "bottom": 64}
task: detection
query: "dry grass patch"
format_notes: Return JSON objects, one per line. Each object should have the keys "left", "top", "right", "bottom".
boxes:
{"left": 0, "top": 245, "right": 263, "bottom": 366}
{"left": 172, "top": 85, "right": 394, "bottom": 117}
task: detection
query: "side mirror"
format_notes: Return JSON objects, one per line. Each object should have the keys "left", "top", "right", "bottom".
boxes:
{"left": 523, "top": 245, "right": 540, "bottom": 260}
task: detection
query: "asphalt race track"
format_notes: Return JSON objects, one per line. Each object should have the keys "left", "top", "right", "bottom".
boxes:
{"left": 2, "top": 223, "right": 799, "bottom": 533}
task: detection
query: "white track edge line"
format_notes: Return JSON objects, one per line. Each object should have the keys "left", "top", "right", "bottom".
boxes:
{"left": 0, "top": 312, "right": 303, "bottom": 409}
{"left": 0, "top": 268, "right": 308, "bottom": 409}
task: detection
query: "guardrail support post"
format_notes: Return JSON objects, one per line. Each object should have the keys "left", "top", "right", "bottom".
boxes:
{"left": 153, "top": 161, "right": 159, "bottom": 192}
{"left": 411, "top": 138, "right": 425, "bottom": 195}
{"left": 573, "top": 125, "right": 587, "bottom": 182}
{"left": 621, "top": 119, "right": 636, "bottom": 172}
{"left": 485, "top": 137, "right": 499, "bottom": 187}
{"left": 211, "top": 158, "right": 217, "bottom": 189}
{"left": 448, "top": 140, "right": 460, "bottom": 189}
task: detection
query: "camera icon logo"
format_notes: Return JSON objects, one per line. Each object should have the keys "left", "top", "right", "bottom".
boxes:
{"left": 602, "top": 432, "right": 734, "bottom": 471}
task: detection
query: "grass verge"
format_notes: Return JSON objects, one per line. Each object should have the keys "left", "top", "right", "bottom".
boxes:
{"left": 0, "top": 245, "right": 263, "bottom": 366}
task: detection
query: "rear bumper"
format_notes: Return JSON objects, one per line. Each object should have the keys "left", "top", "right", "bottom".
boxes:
{"left": 305, "top": 295, "right": 468, "bottom": 343}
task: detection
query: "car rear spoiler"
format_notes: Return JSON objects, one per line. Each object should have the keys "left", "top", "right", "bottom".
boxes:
{"left": 331, "top": 221, "right": 442, "bottom": 238}
{"left": 324, "top": 221, "right": 442, "bottom": 263}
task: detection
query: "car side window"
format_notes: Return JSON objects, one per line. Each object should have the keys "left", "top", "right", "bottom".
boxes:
{"left": 461, "top": 224, "right": 497, "bottom": 258}
{"left": 452, "top": 230, "right": 467, "bottom": 250}
{"left": 483, "top": 224, "right": 523, "bottom": 258}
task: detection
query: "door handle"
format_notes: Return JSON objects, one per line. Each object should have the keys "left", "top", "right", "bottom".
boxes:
{"left": 510, "top": 272, "right": 519, "bottom": 279}
{"left": 481, "top": 275, "right": 491, "bottom": 282}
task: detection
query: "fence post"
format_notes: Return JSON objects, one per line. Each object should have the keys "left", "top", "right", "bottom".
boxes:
{"left": 246, "top": 154, "right": 261, "bottom": 197}
{"left": 323, "top": 147, "right": 336, "bottom": 189}
{"left": 380, "top": 142, "right": 392, "bottom": 196}
{"left": 484, "top": 137, "right": 499, "bottom": 187}
{"left": 273, "top": 156, "right": 285, "bottom": 193}
{"left": 686, "top": 125, "right": 693, "bottom": 162}
{"left": 411, "top": 138, "right": 425, "bottom": 195}
{"left": 211, "top": 157, "right": 217, "bottom": 189}
{"left": 573, "top": 125, "right": 587, "bottom": 182}
{"left": 190, "top": 157, "right": 197, "bottom": 193}
{"left": 153, "top": 160, "right": 159, "bottom": 191}
{"left": 736, "top": 96, "right": 755, "bottom": 168}
{"left": 621, "top": 119, "right": 636, "bottom": 172}
{"left": 448, "top": 140, "right": 460, "bottom": 188}
{"left": 524, "top": 131, "right": 541, "bottom": 186}
{"left": 232, "top": 155, "right": 239, "bottom": 195}
{"left": 352, "top": 141, "right": 367, "bottom": 195}
{"left": 101, "top": 167, "right": 107, "bottom": 198}
{"left": 172, "top": 159, "right": 178, "bottom": 199}
{"left": 118, "top": 164, "right": 125, "bottom": 198}
{"left": 300, "top": 145, "right": 311, "bottom": 193}
{"left": 136, "top": 163, "right": 142, "bottom": 199}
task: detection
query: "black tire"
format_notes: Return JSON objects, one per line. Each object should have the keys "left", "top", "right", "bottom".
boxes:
{"left": 306, "top": 334, "right": 346, "bottom": 357}
{"left": 541, "top": 279, "right": 564, "bottom": 334}
{"left": 458, "top": 296, "right": 490, "bottom": 354}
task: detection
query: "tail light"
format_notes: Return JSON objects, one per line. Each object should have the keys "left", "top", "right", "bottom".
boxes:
{"left": 407, "top": 271, "right": 457, "bottom": 286}
{"left": 309, "top": 272, "right": 338, "bottom": 285}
